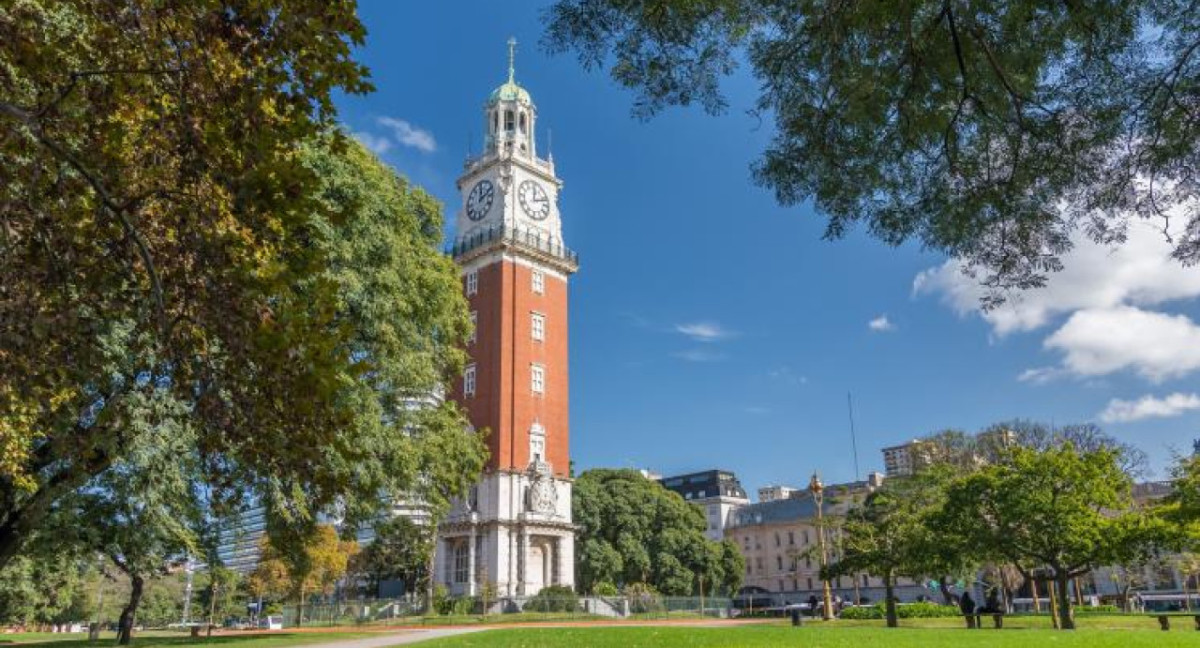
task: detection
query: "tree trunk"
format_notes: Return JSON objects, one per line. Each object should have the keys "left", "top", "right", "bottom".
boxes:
{"left": 1054, "top": 575, "right": 1074, "bottom": 630}
{"left": 883, "top": 573, "right": 898, "bottom": 628}
{"left": 937, "top": 577, "right": 954, "bottom": 605}
{"left": 117, "top": 574, "right": 145, "bottom": 645}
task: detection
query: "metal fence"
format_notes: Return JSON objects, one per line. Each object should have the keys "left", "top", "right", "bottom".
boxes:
{"left": 281, "top": 595, "right": 734, "bottom": 627}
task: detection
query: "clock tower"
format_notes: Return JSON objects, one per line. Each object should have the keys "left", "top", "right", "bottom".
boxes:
{"left": 435, "top": 39, "right": 578, "bottom": 598}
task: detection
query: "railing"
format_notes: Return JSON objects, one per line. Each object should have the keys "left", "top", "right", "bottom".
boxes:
{"left": 280, "top": 595, "right": 732, "bottom": 627}
{"left": 447, "top": 223, "right": 578, "bottom": 266}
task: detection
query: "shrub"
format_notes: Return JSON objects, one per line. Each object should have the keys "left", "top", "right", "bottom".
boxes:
{"left": 593, "top": 581, "right": 619, "bottom": 597}
{"left": 525, "top": 585, "right": 579, "bottom": 612}
{"left": 840, "top": 601, "right": 960, "bottom": 620}
{"left": 432, "top": 585, "right": 453, "bottom": 615}
{"left": 623, "top": 582, "right": 664, "bottom": 614}
{"left": 1077, "top": 604, "right": 1120, "bottom": 614}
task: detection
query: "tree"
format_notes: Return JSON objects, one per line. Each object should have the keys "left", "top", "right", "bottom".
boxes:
{"left": 937, "top": 442, "right": 1155, "bottom": 630}
{"left": 572, "top": 469, "right": 731, "bottom": 595}
{"left": 0, "top": 544, "right": 87, "bottom": 628}
{"left": 0, "top": 0, "right": 372, "bottom": 568}
{"left": 351, "top": 517, "right": 433, "bottom": 597}
{"left": 246, "top": 538, "right": 292, "bottom": 607}
{"left": 543, "top": 1, "right": 1200, "bottom": 300}
{"left": 829, "top": 486, "right": 927, "bottom": 628}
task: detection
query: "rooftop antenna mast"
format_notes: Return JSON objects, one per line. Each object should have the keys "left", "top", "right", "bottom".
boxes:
{"left": 847, "top": 392, "right": 860, "bottom": 481}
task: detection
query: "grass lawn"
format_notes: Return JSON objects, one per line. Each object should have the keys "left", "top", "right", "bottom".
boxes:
{"left": 0, "top": 631, "right": 376, "bottom": 648}
{"left": 418, "top": 617, "right": 1198, "bottom": 648}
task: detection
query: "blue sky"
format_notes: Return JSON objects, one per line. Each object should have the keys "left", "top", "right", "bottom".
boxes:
{"left": 338, "top": 1, "right": 1200, "bottom": 496}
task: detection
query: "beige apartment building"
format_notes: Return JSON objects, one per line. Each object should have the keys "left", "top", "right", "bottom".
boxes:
{"left": 725, "top": 474, "right": 928, "bottom": 603}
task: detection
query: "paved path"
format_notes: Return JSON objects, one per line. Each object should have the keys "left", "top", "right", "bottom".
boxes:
{"left": 298, "top": 629, "right": 486, "bottom": 648}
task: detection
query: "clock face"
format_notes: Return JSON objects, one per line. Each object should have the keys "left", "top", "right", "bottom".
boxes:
{"left": 466, "top": 179, "right": 494, "bottom": 221}
{"left": 518, "top": 180, "right": 551, "bottom": 221}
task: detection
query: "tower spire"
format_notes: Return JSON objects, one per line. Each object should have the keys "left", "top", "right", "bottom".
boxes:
{"left": 507, "top": 37, "right": 517, "bottom": 84}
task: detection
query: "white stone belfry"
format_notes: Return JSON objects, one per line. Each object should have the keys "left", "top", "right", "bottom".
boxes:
{"left": 435, "top": 38, "right": 577, "bottom": 599}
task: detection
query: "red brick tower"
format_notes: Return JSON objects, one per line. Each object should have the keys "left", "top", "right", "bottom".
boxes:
{"left": 436, "top": 39, "right": 578, "bottom": 597}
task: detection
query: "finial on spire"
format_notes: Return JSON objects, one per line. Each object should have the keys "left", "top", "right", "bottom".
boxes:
{"left": 507, "top": 37, "right": 517, "bottom": 84}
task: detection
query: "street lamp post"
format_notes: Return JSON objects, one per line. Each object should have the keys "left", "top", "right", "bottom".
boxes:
{"left": 810, "top": 472, "right": 835, "bottom": 621}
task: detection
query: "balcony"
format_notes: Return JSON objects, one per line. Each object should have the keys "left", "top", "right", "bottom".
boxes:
{"left": 448, "top": 223, "right": 579, "bottom": 270}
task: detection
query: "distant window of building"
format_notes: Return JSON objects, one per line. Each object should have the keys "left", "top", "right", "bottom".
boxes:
{"left": 531, "top": 364, "right": 545, "bottom": 394}
{"left": 464, "top": 364, "right": 476, "bottom": 396}
{"left": 532, "top": 269, "right": 545, "bottom": 294}
{"left": 805, "top": 556, "right": 811, "bottom": 569}
{"left": 788, "top": 531, "right": 795, "bottom": 545}
{"left": 531, "top": 312, "right": 545, "bottom": 341}
{"left": 776, "top": 556, "right": 782, "bottom": 570}
{"left": 698, "top": 489, "right": 706, "bottom": 498}
{"left": 807, "top": 577, "right": 813, "bottom": 590}
{"left": 775, "top": 533, "right": 781, "bottom": 547}
{"left": 863, "top": 574, "right": 870, "bottom": 587}
{"left": 756, "top": 557, "right": 763, "bottom": 570}
{"left": 803, "top": 530, "right": 810, "bottom": 545}
{"left": 469, "top": 311, "right": 477, "bottom": 343}
{"left": 504, "top": 110, "right": 514, "bottom": 132}
{"left": 466, "top": 270, "right": 478, "bottom": 296}
{"left": 453, "top": 543, "right": 469, "bottom": 583}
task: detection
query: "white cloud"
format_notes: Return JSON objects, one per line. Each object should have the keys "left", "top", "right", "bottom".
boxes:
{"left": 868, "top": 315, "right": 895, "bottom": 332}
{"left": 1043, "top": 306, "right": 1200, "bottom": 382}
{"left": 377, "top": 117, "right": 437, "bottom": 153}
{"left": 673, "top": 348, "right": 725, "bottom": 362}
{"left": 1016, "top": 366, "right": 1067, "bottom": 384}
{"left": 1099, "top": 392, "right": 1200, "bottom": 423}
{"left": 768, "top": 367, "right": 808, "bottom": 385}
{"left": 352, "top": 131, "right": 392, "bottom": 155}
{"left": 674, "top": 322, "right": 734, "bottom": 342}
{"left": 914, "top": 220, "right": 1200, "bottom": 337}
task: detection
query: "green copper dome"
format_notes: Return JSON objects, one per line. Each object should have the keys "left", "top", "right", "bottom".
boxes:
{"left": 488, "top": 37, "right": 532, "bottom": 104}
{"left": 488, "top": 80, "right": 531, "bottom": 104}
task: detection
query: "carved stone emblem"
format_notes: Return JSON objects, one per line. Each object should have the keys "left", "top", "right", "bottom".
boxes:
{"left": 528, "top": 476, "right": 558, "bottom": 514}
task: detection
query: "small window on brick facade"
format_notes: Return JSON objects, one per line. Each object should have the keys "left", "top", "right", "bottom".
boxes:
{"left": 531, "top": 364, "right": 545, "bottom": 394}
{"left": 469, "top": 311, "right": 478, "bottom": 343}
{"left": 466, "top": 270, "right": 478, "bottom": 296}
{"left": 531, "top": 312, "right": 545, "bottom": 341}
{"left": 532, "top": 269, "right": 544, "bottom": 294}
{"left": 464, "top": 364, "right": 476, "bottom": 396}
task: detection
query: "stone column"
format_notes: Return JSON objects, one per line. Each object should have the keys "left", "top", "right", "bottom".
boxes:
{"left": 558, "top": 532, "right": 575, "bottom": 589}
{"left": 517, "top": 526, "right": 528, "bottom": 596}
{"left": 468, "top": 528, "right": 477, "bottom": 596}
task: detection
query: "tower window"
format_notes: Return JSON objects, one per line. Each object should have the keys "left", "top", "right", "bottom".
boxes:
{"left": 464, "top": 364, "right": 476, "bottom": 396}
{"left": 469, "top": 311, "right": 478, "bottom": 343}
{"left": 504, "top": 110, "right": 514, "bottom": 132}
{"left": 519, "top": 112, "right": 526, "bottom": 133}
{"left": 492, "top": 111, "right": 498, "bottom": 133}
{"left": 466, "top": 270, "right": 478, "bottom": 296}
{"left": 531, "top": 270, "right": 544, "bottom": 294}
{"left": 531, "top": 364, "right": 545, "bottom": 394}
{"left": 531, "top": 312, "right": 545, "bottom": 342}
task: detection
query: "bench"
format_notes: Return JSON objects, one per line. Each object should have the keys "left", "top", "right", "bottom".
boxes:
{"left": 1148, "top": 613, "right": 1200, "bottom": 631}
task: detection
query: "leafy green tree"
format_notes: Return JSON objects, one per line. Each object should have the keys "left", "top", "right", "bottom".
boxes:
{"left": 351, "top": 517, "right": 433, "bottom": 597}
{"left": 543, "top": 1, "right": 1200, "bottom": 298}
{"left": 828, "top": 486, "right": 927, "bottom": 628}
{"left": 937, "top": 442, "right": 1155, "bottom": 630}
{"left": 0, "top": 544, "right": 87, "bottom": 627}
{"left": 0, "top": 0, "right": 372, "bottom": 568}
{"left": 573, "top": 469, "right": 732, "bottom": 595}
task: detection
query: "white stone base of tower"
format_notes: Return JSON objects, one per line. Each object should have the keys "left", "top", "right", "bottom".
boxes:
{"left": 435, "top": 465, "right": 575, "bottom": 597}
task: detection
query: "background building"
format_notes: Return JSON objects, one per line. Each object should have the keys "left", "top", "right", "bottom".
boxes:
{"left": 659, "top": 469, "right": 750, "bottom": 541}
{"left": 724, "top": 473, "right": 921, "bottom": 603}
